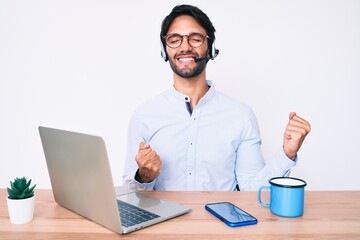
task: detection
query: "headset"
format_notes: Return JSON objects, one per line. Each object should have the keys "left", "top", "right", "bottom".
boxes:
{"left": 160, "top": 39, "right": 219, "bottom": 62}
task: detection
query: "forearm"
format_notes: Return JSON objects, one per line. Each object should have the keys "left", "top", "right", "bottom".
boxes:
{"left": 237, "top": 149, "right": 297, "bottom": 191}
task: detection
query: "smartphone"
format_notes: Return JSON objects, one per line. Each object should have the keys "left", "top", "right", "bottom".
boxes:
{"left": 205, "top": 202, "right": 257, "bottom": 227}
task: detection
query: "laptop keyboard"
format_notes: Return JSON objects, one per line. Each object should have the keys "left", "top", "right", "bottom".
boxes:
{"left": 117, "top": 200, "right": 160, "bottom": 227}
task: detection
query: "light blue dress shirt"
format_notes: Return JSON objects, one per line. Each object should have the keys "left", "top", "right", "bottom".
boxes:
{"left": 123, "top": 80, "right": 296, "bottom": 191}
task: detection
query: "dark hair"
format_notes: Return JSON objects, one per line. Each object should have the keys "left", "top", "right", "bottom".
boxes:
{"left": 160, "top": 5, "right": 216, "bottom": 56}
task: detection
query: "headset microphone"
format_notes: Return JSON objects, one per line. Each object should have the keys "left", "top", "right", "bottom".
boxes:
{"left": 194, "top": 57, "right": 207, "bottom": 63}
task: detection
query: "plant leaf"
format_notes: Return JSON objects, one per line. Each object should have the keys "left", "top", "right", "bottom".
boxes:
{"left": 29, "top": 184, "right": 36, "bottom": 193}
{"left": 25, "top": 179, "right": 32, "bottom": 189}
{"left": 8, "top": 185, "right": 21, "bottom": 196}
{"left": 10, "top": 181, "right": 17, "bottom": 190}
{"left": 17, "top": 177, "right": 26, "bottom": 191}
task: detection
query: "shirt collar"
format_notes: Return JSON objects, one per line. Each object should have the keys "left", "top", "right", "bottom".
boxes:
{"left": 170, "top": 80, "right": 216, "bottom": 104}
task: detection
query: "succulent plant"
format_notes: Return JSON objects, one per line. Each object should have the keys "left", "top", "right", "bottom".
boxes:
{"left": 7, "top": 177, "right": 36, "bottom": 200}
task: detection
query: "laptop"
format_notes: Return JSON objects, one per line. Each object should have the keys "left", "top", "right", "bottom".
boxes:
{"left": 38, "top": 126, "right": 191, "bottom": 234}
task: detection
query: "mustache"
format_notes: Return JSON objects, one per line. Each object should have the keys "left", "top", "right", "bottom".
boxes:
{"left": 174, "top": 52, "right": 199, "bottom": 58}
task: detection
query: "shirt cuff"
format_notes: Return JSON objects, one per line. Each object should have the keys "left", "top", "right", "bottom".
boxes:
{"left": 133, "top": 169, "right": 156, "bottom": 190}
{"left": 275, "top": 149, "right": 298, "bottom": 176}
{"left": 123, "top": 169, "right": 155, "bottom": 191}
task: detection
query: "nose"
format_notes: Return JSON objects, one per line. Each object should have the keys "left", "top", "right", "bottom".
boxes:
{"left": 178, "top": 36, "right": 193, "bottom": 52}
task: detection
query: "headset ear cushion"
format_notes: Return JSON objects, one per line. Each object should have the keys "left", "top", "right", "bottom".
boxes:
{"left": 160, "top": 41, "right": 168, "bottom": 61}
{"left": 210, "top": 41, "right": 219, "bottom": 60}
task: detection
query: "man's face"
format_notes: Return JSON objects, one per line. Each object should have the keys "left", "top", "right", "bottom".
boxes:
{"left": 166, "top": 15, "right": 209, "bottom": 78}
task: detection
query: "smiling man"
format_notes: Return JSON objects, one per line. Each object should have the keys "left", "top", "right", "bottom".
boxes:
{"left": 123, "top": 5, "right": 311, "bottom": 191}
{"left": 166, "top": 16, "right": 209, "bottom": 79}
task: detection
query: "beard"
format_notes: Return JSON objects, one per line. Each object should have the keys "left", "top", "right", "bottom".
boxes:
{"left": 169, "top": 57, "right": 207, "bottom": 78}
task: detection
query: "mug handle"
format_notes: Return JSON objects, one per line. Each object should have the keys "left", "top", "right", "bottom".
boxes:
{"left": 258, "top": 186, "right": 270, "bottom": 208}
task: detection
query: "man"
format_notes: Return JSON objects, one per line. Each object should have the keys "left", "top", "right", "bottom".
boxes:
{"left": 123, "top": 4, "right": 311, "bottom": 191}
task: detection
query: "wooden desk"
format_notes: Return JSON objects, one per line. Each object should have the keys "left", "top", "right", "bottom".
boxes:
{"left": 1, "top": 189, "right": 359, "bottom": 239}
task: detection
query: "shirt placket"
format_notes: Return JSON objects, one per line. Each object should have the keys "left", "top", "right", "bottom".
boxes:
{"left": 187, "top": 104, "right": 199, "bottom": 190}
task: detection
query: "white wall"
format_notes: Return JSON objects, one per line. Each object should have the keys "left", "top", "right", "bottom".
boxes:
{"left": 1, "top": 0, "right": 359, "bottom": 190}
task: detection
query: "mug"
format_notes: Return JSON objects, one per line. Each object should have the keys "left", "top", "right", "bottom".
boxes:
{"left": 258, "top": 177, "right": 307, "bottom": 218}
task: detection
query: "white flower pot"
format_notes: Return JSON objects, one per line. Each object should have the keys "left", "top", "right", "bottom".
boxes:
{"left": 7, "top": 195, "right": 35, "bottom": 224}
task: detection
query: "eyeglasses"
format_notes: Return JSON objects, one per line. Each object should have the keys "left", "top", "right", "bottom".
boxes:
{"left": 164, "top": 32, "right": 209, "bottom": 49}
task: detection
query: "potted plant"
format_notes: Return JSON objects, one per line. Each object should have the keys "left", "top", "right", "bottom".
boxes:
{"left": 7, "top": 177, "right": 36, "bottom": 224}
